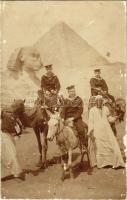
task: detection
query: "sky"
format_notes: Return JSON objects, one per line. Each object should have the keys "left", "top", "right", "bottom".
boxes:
{"left": 1, "top": 1, "right": 126, "bottom": 70}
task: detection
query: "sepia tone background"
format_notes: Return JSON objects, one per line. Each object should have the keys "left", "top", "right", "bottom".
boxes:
{"left": 1, "top": 1, "right": 126, "bottom": 66}
{"left": 1, "top": 1, "right": 126, "bottom": 199}
{"left": 1, "top": 1, "right": 126, "bottom": 105}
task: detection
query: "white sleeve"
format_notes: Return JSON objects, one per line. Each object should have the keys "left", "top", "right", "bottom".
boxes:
{"left": 104, "top": 106, "right": 116, "bottom": 123}
{"left": 108, "top": 116, "right": 116, "bottom": 123}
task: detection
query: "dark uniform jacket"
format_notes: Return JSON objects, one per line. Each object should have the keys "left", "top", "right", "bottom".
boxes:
{"left": 41, "top": 74, "right": 60, "bottom": 93}
{"left": 90, "top": 77, "right": 108, "bottom": 96}
{"left": 61, "top": 96, "right": 85, "bottom": 133}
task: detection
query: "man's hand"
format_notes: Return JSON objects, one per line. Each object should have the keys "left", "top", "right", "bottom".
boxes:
{"left": 51, "top": 90, "right": 57, "bottom": 94}
{"left": 41, "top": 105, "right": 48, "bottom": 109}
{"left": 108, "top": 116, "right": 117, "bottom": 123}
{"left": 45, "top": 90, "right": 50, "bottom": 95}
{"left": 69, "top": 117, "right": 74, "bottom": 121}
{"left": 92, "top": 87, "right": 101, "bottom": 91}
{"left": 88, "top": 130, "right": 95, "bottom": 141}
{"left": 91, "top": 134, "right": 95, "bottom": 142}
{"left": 15, "top": 124, "right": 21, "bottom": 134}
{"left": 103, "top": 90, "right": 107, "bottom": 94}
{"left": 88, "top": 129, "right": 94, "bottom": 137}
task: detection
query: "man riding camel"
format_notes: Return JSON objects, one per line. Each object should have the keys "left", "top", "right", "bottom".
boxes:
{"left": 39, "top": 64, "right": 61, "bottom": 112}
{"left": 90, "top": 69, "right": 115, "bottom": 103}
{"left": 41, "top": 64, "right": 60, "bottom": 95}
{"left": 61, "top": 85, "right": 88, "bottom": 151}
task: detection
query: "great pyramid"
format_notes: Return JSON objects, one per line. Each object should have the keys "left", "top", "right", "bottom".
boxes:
{"left": 34, "top": 22, "right": 109, "bottom": 68}
{"left": 34, "top": 22, "right": 125, "bottom": 100}
{"left": 2, "top": 22, "right": 125, "bottom": 108}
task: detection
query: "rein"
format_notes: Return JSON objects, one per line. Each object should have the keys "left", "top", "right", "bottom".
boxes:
{"left": 50, "top": 117, "right": 64, "bottom": 136}
{"left": 56, "top": 118, "right": 64, "bottom": 135}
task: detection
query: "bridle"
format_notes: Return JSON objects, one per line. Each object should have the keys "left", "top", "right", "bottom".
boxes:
{"left": 48, "top": 116, "right": 64, "bottom": 140}
{"left": 56, "top": 118, "right": 64, "bottom": 136}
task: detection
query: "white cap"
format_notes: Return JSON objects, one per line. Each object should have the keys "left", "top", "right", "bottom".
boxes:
{"left": 95, "top": 95, "right": 103, "bottom": 101}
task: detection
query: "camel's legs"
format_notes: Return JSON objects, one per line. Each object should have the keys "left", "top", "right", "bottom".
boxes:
{"left": 61, "top": 154, "right": 68, "bottom": 181}
{"left": 68, "top": 149, "right": 74, "bottom": 179}
{"left": 41, "top": 131, "right": 48, "bottom": 168}
{"left": 34, "top": 127, "right": 43, "bottom": 167}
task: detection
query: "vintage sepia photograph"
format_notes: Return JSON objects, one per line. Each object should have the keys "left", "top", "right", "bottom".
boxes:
{"left": 0, "top": 1, "right": 126, "bottom": 199}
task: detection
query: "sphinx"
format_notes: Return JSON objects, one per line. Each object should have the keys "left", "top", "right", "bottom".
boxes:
{"left": 2, "top": 47, "right": 44, "bottom": 107}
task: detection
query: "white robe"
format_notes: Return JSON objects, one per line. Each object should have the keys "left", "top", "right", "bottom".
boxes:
{"left": 1, "top": 132, "right": 22, "bottom": 177}
{"left": 88, "top": 106, "right": 124, "bottom": 168}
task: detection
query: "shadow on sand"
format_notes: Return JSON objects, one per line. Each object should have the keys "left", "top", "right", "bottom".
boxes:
{"left": 1, "top": 152, "right": 92, "bottom": 182}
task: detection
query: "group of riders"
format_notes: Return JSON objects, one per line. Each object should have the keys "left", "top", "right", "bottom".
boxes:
{"left": 35, "top": 64, "right": 117, "bottom": 149}
{"left": 1, "top": 64, "right": 125, "bottom": 182}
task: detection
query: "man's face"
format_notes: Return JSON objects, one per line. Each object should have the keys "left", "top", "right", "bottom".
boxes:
{"left": 68, "top": 88, "right": 76, "bottom": 98}
{"left": 96, "top": 99, "right": 103, "bottom": 108}
{"left": 46, "top": 68, "right": 53, "bottom": 76}
{"left": 67, "top": 120, "right": 74, "bottom": 127}
{"left": 95, "top": 71, "right": 101, "bottom": 78}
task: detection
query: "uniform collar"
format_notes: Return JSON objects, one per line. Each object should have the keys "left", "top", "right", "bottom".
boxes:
{"left": 45, "top": 73, "right": 55, "bottom": 78}
{"left": 68, "top": 95, "right": 78, "bottom": 101}
{"left": 93, "top": 76, "right": 102, "bottom": 80}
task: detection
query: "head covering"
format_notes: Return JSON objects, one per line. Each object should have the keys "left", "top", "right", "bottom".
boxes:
{"left": 66, "top": 85, "right": 75, "bottom": 90}
{"left": 94, "top": 69, "right": 101, "bottom": 72}
{"left": 45, "top": 64, "right": 52, "bottom": 69}
{"left": 95, "top": 95, "right": 103, "bottom": 101}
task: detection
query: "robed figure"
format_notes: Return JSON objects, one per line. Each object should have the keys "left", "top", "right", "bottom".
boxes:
{"left": 88, "top": 95, "right": 124, "bottom": 169}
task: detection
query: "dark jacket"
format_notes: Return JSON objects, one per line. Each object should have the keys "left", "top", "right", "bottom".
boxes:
{"left": 61, "top": 96, "right": 83, "bottom": 120}
{"left": 90, "top": 77, "right": 108, "bottom": 96}
{"left": 61, "top": 96, "right": 84, "bottom": 133}
{"left": 41, "top": 74, "right": 60, "bottom": 92}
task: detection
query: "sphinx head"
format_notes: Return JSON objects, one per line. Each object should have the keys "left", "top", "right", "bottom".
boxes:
{"left": 7, "top": 46, "right": 43, "bottom": 79}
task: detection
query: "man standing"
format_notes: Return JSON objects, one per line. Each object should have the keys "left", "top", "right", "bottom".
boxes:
{"left": 61, "top": 85, "right": 88, "bottom": 150}
{"left": 88, "top": 95, "right": 124, "bottom": 169}
{"left": 41, "top": 64, "right": 61, "bottom": 112}
{"left": 90, "top": 69, "right": 115, "bottom": 102}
